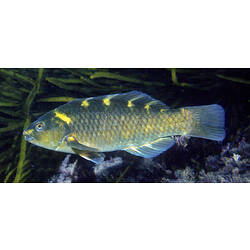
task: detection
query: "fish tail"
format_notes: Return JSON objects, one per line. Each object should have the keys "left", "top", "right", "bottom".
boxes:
{"left": 186, "top": 104, "right": 225, "bottom": 141}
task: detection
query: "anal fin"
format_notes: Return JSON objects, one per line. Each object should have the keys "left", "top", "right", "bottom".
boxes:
{"left": 125, "top": 137, "right": 174, "bottom": 158}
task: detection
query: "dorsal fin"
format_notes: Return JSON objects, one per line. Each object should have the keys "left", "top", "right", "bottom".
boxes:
{"left": 112, "top": 91, "right": 169, "bottom": 110}
{"left": 124, "top": 137, "right": 174, "bottom": 158}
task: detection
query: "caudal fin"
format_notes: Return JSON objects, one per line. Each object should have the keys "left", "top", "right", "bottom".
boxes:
{"left": 187, "top": 104, "right": 225, "bottom": 141}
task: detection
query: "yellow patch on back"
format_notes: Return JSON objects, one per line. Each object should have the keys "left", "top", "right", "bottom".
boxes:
{"left": 144, "top": 104, "right": 150, "bottom": 111}
{"left": 144, "top": 100, "right": 158, "bottom": 111}
{"left": 54, "top": 111, "right": 72, "bottom": 125}
{"left": 128, "top": 100, "right": 134, "bottom": 108}
{"left": 81, "top": 100, "right": 89, "bottom": 107}
{"left": 103, "top": 98, "right": 111, "bottom": 106}
{"left": 127, "top": 95, "right": 145, "bottom": 109}
{"left": 103, "top": 94, "right": 118, "bottom": 107}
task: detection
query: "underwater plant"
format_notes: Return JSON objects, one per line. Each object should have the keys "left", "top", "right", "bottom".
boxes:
{"left": 0, "top": 68, "right": 249, "bottom": 182}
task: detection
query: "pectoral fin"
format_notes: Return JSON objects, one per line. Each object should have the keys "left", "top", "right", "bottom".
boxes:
{"left": 65, "top": 134, "right": 98, "bottom": 152}
{"left": 65, "top": 135, "right": 105, "bottom": 164}
{"left": 72, "top": 148, "right": 105, "bottom": 164}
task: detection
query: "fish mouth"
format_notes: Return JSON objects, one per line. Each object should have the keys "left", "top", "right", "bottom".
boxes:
{"left": 23, "top": 130, "right": 34, "bottom": 142}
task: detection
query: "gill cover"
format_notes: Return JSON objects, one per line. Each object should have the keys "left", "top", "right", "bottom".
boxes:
{"left": 23, "top": 110, "right": 70, "bottom": 151}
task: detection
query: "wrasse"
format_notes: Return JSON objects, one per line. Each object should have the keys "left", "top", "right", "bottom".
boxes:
{"left": 23, "top": 91, "right": 225, "bottom": 164}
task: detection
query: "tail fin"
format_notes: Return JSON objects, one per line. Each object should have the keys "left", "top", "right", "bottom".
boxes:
{"left": 186, "top": 104, "right": 225, "bottom": 141}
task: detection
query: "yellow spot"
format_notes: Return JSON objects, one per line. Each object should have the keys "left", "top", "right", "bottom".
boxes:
{"left": 180, "top": 108, "right": 185, "bottom": 115}
{"left": 81, "top": 100, "right": 89, "bottom": 107}
{"left": 145, "top": 124, "right": 152, "bottom": 133}
{"left": 121, "top": 115, "right": 125, "bottom": 121}
{"left": 127, "top": 95, "right": 143, "bottom": 108}
{"left": 144, "top": 104, "right": 150, "bottom": 111}
{"left": 67, "top": 136, "right": 75, "bottom": 142}
{"left": 144, "top": 100, "right": 157, "bottom": 112}
{"left": 128, "top": 100, "right": 133, "bottom": 108}
{"left": 103, "top": 98, "right": 111, "bottom": 106}
{"left": 122, "top": 130, "right": 130, "bottom": 139}
{"left": 55, "top": 119, "right": 65, "bottom": 128}
{"left": 160, "top": 109, "right": 166, "bottom": 113}
{"left": 159, "top": 126, "right": 164, "bottom": 132}
{"left": 38, "top": 130, "right": 51, "bottom": 145}
{"left": 25, "top": 129, "right": 34, "bottom": 134}
{"left": 54, "top": 111, "right": 72, "bottom": 125}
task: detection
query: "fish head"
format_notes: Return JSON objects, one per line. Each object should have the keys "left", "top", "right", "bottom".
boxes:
{"left": 23, "top": 111, "right": 69, "bottom": 151}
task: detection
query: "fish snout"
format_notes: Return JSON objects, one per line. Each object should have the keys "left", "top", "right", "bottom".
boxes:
{"left": 23, "top": 129, "right": 34, "bottom": 142}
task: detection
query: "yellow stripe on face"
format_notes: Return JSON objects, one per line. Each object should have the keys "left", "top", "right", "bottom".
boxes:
{"left": 25, "top": 129, "right": 34, "bottom": 134}
{"left": 81, "top": 100, "right": 89, "bottom": 107}
{"left": 54, "top": 111, "right": 72, "bottom": 125}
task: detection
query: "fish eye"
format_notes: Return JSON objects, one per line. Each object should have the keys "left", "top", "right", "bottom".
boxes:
{"left": 35, "top": 122, "right": 45, "bottom": 131}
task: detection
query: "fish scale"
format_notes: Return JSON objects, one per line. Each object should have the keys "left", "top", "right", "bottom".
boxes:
{"left": 23, "top": 91, "right": 225, "bottom": 164}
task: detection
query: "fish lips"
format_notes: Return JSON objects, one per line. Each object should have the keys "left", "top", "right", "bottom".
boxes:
{"left": 23, "top": 130, "right": 35, "bottom": 142}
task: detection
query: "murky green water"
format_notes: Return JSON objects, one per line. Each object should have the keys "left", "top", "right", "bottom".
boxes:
{"left": 0, "top": 68, "right": 249, "bottom": 182}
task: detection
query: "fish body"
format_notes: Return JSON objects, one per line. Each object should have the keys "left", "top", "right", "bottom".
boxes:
{"left": 23, "top": 91, "right": 225, "bottom": 163}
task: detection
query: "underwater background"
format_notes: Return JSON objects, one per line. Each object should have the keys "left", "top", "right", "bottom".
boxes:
{"left": 0, "top": 68, "right": 249, "bottom": 183}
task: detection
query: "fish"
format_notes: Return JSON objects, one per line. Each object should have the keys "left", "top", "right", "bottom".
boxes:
{"left": 23, "top": 91, "right": 225, "bottom": 164}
